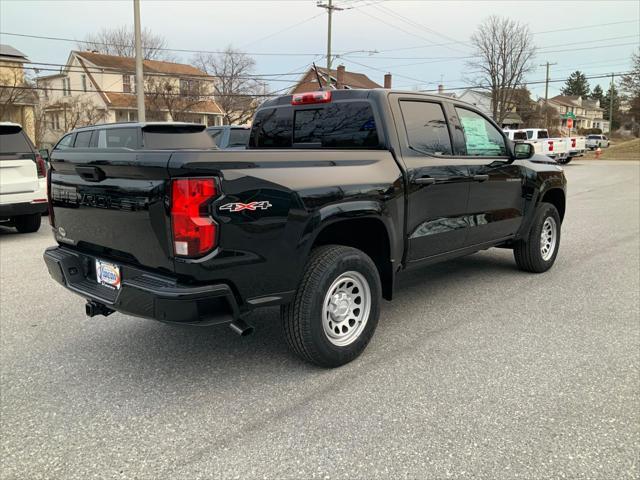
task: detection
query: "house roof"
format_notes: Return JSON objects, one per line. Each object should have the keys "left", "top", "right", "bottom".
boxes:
{"left": 74, "top": 51, "right": 208, "bottom": 77}
{"left": 291, "top": 67, "right": 381, "bottom": 94}
{"left": 0, "top": 44, "right": 29, "bottom": 63}
{"left": 108, "top": 93, "right": 222, "bottom": 114}
{"left": 549, "top": 95, "right": 581, "bottom": 107}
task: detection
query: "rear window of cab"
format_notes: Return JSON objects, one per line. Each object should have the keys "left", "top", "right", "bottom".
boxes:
{"left": 249, "top": 101, "right": 380, "bottom": 149}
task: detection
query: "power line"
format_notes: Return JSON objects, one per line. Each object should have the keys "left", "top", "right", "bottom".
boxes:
{"left": 240, "top": 12, "right": 324, "bottom": 49}
{"left": 0, "top": 31, "right": 326, "bottom": 57}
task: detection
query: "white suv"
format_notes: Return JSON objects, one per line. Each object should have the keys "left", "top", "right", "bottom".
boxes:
{"left": 0, "top": 123, "right": 48, "bottom": 233}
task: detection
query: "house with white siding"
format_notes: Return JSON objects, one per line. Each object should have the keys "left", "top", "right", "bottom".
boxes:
{"left": 36, "top": 51, "right": 223, "bottom": 147}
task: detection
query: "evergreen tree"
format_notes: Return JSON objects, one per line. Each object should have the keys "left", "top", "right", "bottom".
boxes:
{"left": 560, "top": 70, "right": 590, "bottom": 97}
{"left": 590, "top": 84, "right": 604, "bottom": 105}
{"left": 602, "top": 82, "right": 622, "bottom": 129}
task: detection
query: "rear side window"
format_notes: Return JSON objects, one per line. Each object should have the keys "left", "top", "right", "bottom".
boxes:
{"left": 143, "top": 130, "right": 215, "bottom": 149}
{"left": 228, "top": 129, "right": 250, "bottom": 147}
{"left": 0, "top": 128, "right": 31, "bottom": 154}
{"left": 96, "top": 128, "right": 138, "bottom": 148}
{"left": 74, "top": 131, "right": 93, "bottom": 148}
{"left": 399, "top": 100, "right": 452, "bottom": 155}
{"left": 250, "top": 101, "right": 379, "bottom": 149}
{"left": 208, "top": 129, "right": 223, "bottom": 146}
{"left": 55, "top": 133, "right": 75, "bottom": 150}
{"left": 537, "top": 130, "right": 549, "bottom": 139}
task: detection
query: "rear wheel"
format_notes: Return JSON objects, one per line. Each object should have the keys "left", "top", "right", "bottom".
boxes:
{"left": 281, "top": 245, "right": 381, "bottom": 367}
{"left": 513, "top": 203, "right": 561, "bottom": 273}
{"left": 14, "top": 213, "right": 41, "bottom": 233}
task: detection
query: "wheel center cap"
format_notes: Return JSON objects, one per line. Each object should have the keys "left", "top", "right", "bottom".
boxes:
{"left": 330, "top": 293, "right": 350, "bottom": 321}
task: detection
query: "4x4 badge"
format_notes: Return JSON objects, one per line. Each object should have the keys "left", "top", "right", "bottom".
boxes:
{"left": 219, "top": 201, "right": 272, "bottom": 213}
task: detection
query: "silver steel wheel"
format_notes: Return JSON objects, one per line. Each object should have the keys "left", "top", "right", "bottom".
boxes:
{"left": 322, "top": 271, "right": 371, "bottom": 347}
{"left": 540, "top": 216, "right": 557, "bottom": 261}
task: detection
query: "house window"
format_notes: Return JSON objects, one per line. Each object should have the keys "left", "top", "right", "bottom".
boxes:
{"left": 123, "top": 75, "right": 131, "bottom": 93}
{"left": 62, "top": 78, "right": 70, "bottom": 96}
{"left": 82, "top": 74, "right": 87, "bottom": 92}
{"left": 180, "top": 79, "right": 200, "bottom": 96}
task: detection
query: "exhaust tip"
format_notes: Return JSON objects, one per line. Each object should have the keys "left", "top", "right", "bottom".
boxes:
{"left": 229, "top": 318, "right": 254, "bottom": 336}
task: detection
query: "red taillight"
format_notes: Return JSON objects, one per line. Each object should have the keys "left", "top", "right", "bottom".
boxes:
{"left": 35, "top": 154, "right": 47, "bottom": 178}
{"left": 548, "top": 141, "right": 554, "bottom": 152}
{"left": 571, "top": 138, "right": 576, "bottom": 148}
{"left": 291, "top": 90, "right": 332, "bottom": 105}
{"left": 47, "top": 168, "right": 54, "bottom": 226}
{"left": 171, "top": 178, "right": 218, "bottom": 257}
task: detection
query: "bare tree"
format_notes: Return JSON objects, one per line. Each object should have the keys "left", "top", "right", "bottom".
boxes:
{"left": 193, "top": 47, "right": 263, "bottom": 125}
{"left": 145, "top": 76, "right": 209, "bottom": 121}
{"left": 46, "top": 97, "right": 108, "bottom": 131}
{"left": 78, "top": 25, "right": 169, "bottom": 60}
{"left": 467, "top": 16, "right": 536, "bottom": 124}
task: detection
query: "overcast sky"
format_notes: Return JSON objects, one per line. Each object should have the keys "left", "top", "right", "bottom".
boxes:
{"left": 1, "top": 0, "right": 638, "bottom": 98}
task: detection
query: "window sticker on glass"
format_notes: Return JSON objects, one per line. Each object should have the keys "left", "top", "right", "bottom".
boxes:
{"left": 455, "top": 107, "right": 507, "bottom": 156}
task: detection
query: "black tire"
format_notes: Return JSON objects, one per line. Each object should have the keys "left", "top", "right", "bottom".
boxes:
{"left": 281, "top": 245, "right": 381, "bottom": 368}
{"left": 13, "top": 213, "right": 41, "bottom": 233}
{"left": 513, "top": 203, "right": 561, "bottom": 273}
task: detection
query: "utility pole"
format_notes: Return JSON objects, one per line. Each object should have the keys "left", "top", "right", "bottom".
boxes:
{"left": 608, "top": 72, "right": 614, "bottom": 134}
{"left": 317, "top": 0, "right": 343, "bottom": 87}
{"left": 540, "top": 61, "right": 557, "bottom": 128}
{"left": 133, "top": 0, "right": 145, "bottom": 122}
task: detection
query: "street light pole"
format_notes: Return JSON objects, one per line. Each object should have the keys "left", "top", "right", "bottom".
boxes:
{"left": 133, "top": 0, "right": 145, "bottom": 122}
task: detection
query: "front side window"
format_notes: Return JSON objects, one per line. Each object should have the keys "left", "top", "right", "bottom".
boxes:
{"left": 399, "top": 100, "right": 452, "bottom": 155}
{"left": 455, "top": 107, "right": 507, "bottom": 157}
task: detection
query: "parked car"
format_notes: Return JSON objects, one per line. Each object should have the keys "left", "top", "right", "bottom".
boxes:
{"left": 0, "top": 122, "right": 48, "bottom": 233}
{"left": 586, "top": 134, "right": 610, "bottom": 149}
{"left": 504, "top": 128, "right": 583, "bottom": 165}
{"left": 43, "top": 89, "right": 567, "bottom": 367}
{"left": 206, "top": 125, "right": 250, "bottom": 149}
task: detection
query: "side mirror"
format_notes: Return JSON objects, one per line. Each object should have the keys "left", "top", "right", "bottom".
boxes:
{"left": 513, "top": 142, "right": 534, "bottom": 160}
{"left": 39, "top": 148, "right": 50, "bottom": 161}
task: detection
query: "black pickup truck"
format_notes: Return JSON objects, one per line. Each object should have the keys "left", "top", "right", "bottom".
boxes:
{"left": 44, "top": 89, "right": 566, "bottom": 367}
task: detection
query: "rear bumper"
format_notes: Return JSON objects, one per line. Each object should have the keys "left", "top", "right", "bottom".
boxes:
{"left": 43, "top": 246, "right": 240, "bottom": 325}
{"left": 0, "top": 201, "right": 47, "bottom": 219}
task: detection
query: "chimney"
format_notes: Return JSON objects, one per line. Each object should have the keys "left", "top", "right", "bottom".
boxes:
{"left": 336, "top": 64, "right": 345, "bottom": 89}
{"left": 384, "top": 73, "right": 392, "bottom": 89}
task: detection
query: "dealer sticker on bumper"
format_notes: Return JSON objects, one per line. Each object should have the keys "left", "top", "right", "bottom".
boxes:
{"left": 95, "top": 259, "right": 121, "bottom": 290}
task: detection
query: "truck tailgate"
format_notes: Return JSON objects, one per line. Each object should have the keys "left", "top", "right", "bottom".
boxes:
{"left": 49, "top": 150, "right": 174, "bottom": 271}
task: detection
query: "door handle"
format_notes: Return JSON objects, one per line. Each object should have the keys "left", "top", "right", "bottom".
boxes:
{"left": 413, "top": 176, "right": 436, "bottom": 185}
{"left": 472, "top": 174, "right": 489, "bottom": 182}
{"left": 76, "top": 166, "right": 105, "bottom": 182}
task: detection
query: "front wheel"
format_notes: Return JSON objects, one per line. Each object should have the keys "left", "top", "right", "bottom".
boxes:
{"left": 513, "top": 203, "right": 561, "bottom": 273}
{"left": 281, "top": 245, "right": 381, "bottom": 367}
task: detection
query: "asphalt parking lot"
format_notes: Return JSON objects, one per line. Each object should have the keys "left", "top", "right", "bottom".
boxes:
{"left": 1, "top": 159, "right": 639, "bottom": 480}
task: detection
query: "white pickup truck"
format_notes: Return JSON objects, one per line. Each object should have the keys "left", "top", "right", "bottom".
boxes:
{"left": 504, "top": 128, "right": 584, "bottom": 164}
